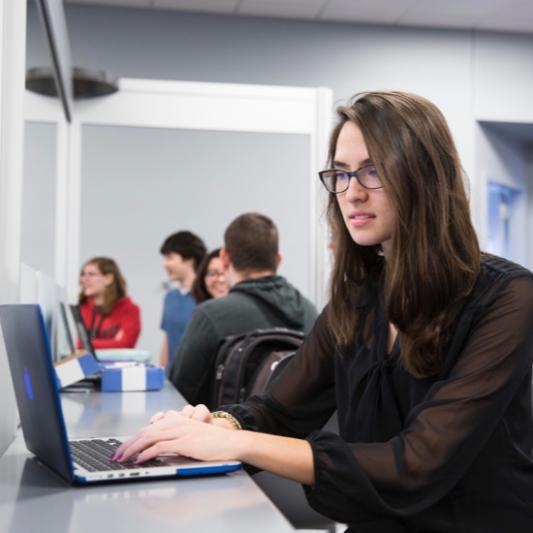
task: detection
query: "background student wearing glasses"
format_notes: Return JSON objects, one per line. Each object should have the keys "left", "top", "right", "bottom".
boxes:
{"left": 191, "top": 248, "right": 229, "bottom": 303}
{"left": 115, "top": 92, "right": 533, "bottom": 533}
{"left": 78, "top": 256, "right": 141, "bottom": 349}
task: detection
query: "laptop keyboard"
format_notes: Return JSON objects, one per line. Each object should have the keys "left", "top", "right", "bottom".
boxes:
{"left": 70, "top": 438, "right": 165, "bottom": 472}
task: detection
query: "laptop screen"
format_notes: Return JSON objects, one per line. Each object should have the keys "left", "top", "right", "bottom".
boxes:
{"left": 0, "top": 305, "right": 73, "bottom": 481}
{"left": 59, "top": 301, "right": 75, "bottom": 354}
{"left": 69, "top": 304, "right": 96, "bottom": 356}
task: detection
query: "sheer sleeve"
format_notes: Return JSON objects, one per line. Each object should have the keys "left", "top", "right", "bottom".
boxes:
{"left": 304, "top": 275, "right": 533, "bottom": 523}
{"left": 223, "top": 309, "right": 337, "bottom": 438}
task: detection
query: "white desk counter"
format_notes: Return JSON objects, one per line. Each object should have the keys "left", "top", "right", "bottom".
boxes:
{"left": 0, "top": 383, "right": 294, "bottom": 533}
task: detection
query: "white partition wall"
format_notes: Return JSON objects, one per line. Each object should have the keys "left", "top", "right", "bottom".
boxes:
{"left": 23, "top": 91, "right": 71, "bottom": 284}
{"left": 21, "top": 121, "right": 58, "bottom": 277}
{"left": 25, "top": 79, "right": 333, "bottom": 358}
{"left": 0, "top": 0, "right": 27, "bottom": 457}
{"left": 82, "top": 127, "right": 313, "bottom": 356}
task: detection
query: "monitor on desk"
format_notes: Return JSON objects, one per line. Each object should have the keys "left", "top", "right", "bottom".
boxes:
{"left": 58, "top": 301, "right": 75, "bottom": 354}
{"left": 36, "top": 271, "right": 61, "bottom": 361}
{"left": 68, "top": 304, "right": 95, "bottom": 355}
{"left": 19, "top": 263, "right": 67, "bottom": 362}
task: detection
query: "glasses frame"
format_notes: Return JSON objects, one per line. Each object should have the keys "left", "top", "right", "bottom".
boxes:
{"left": 80, "top": 271, "right": 104, "bottom": 279}
{"left": 205, "top": 270, "right": 225, "bottom": 279}
{"left": 318, "top": 164, "right": 383, "bottom": 193}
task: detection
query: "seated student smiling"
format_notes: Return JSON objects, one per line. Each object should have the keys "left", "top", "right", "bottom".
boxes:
{"left": 191, "top": 248, "right": 229, "bottom": 304}
{"left": 78, "top": 257, "right": 141, "bottom": 349}
{"left": 114, "top": 92, "right": 533, "bottom": 533}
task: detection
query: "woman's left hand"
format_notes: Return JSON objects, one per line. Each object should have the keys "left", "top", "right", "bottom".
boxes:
{"left": 149, "top": 404, "right": 212, "bottom": 425}
{"left": 112, "top": 413, "right": 243, "bottom": 464}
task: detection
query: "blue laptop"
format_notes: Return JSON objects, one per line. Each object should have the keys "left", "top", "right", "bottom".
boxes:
{"left": 0, "top": 304, "right": 241, "bottom": 484}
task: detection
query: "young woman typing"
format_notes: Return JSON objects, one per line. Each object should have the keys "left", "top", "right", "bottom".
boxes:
{"left": 114, "top": 92, "right": 533, "bottom": 532}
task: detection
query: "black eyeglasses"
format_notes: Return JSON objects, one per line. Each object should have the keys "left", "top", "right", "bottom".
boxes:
{"left": 319, "top": 164, "right": 383, "bottom": 193}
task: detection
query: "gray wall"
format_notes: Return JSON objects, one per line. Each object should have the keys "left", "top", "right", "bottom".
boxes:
{"left": 21, "top": 121, "right": 57, "bottom": 278}
{"left": 70, "top": 9, "right": 471, "bottom": 359}
{"left": 56, "top": 4, "right": 533, "bottom": 227}
{"left": 474, "top": 32, "right": 533, "bottom": 124}
{"left": 24, "top": 3, "right": 533, "bottom": 219}
{"left": 23, "top": 4, "right": 533, "bottom": 354}
{"left": 80, "top": 126, "right": 310, "bottom": 357}
{"left": 60, "top": 6, "right": 476, "bottom": 171}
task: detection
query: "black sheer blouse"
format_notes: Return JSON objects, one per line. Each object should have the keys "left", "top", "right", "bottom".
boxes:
{"left": 224, "top": 255, "right": 533, "bottom": 532}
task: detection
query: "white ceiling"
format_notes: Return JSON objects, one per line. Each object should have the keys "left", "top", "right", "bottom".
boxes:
{"left": 64, "top": 0, "right": 533, "bottom": 34}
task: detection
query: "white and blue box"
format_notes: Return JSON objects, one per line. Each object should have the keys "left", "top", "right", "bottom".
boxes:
{"left": 100, "top": 364, "right": 165, "bottom": 392}
{"left": 54, "top": 352, "right": 101, "bottom": 389}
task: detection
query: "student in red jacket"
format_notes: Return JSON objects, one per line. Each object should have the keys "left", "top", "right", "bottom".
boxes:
{"left": 78, "top": 257, "right": 141, "bottom": 349}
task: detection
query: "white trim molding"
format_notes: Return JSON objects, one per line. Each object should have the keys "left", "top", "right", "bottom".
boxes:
{"left": 25, "top": 78, "right": 333, "bottom": 305}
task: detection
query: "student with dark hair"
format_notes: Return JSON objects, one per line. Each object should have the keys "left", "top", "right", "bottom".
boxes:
{"left": 116, "top": 92, "right": 533, "bottom": 532}
{"left": 159, "top": 231, "right": 207, "bottom": 372}
{"left": 167, "top": 212, "right": 317, "bottom": 406}
{"left": 191, "top": 248, "right": 229, "bottom": 304}
{"left": 78, "top": 257, "right": 140, "bottom": 349}
{"left": 224, "top": 213, "right": 279, "bottom": 273}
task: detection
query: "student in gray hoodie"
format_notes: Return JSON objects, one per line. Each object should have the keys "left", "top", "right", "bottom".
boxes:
{"left": 169, "top": 212, "right": 318, "bottom": 407}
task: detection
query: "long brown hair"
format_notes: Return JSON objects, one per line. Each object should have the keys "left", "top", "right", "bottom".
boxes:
{"left": 78, "top": 257, "right": 127, "bottom": 315}
{"left": 192, "top": 248, "right": 222, "bottom": 303}
{"left": 325, "top": 91, "right": 480, "bottom": 378}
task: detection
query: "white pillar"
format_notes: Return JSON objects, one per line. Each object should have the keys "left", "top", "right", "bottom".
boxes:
{"left": 0, "top": 0, "right": 27, "bottom": 456}
{"left": 0, "top": 0, "right": 26, "bottom": 301}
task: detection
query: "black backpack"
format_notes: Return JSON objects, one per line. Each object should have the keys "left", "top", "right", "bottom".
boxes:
{"left": 211, "top": 327, "right": 304, "bottom": 409}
